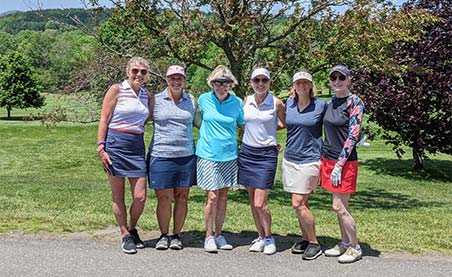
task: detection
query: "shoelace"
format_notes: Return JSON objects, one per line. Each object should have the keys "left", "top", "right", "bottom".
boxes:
{"left": 251, "top": 238, "right": 263, "bottom": 244}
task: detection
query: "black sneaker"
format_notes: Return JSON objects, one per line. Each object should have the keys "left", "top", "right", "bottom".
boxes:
{"left": 291, "top": 240, "right": 309, "bottom": 254}
{"left": 129, "top": 229, "right": 145, "bottom": 249}
{"left": 302, "top": 243, "right": 322, "bottom": 260}
{"left": 169, "top": 234, "right": 183, "bottom": 250}
{"left": 155, "top": 234, "right": 169, "bottom": 250}
{"left": 121, "top": 234, "right": 137, "bottom": 254}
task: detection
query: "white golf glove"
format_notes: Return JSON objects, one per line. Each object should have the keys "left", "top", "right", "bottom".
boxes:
{"left": 330, "top": 165, "right": 342, "bottom": 186}
{"left": 357, "top": 135, "right": 370, "bottom": 147}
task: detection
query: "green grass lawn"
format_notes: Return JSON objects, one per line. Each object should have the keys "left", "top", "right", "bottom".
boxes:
{"left": 0, "top": 97, "right": 451, "bottom": 254}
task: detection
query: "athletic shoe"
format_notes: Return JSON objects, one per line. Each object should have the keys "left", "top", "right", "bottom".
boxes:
{"left": 204, "top": 236, "right": 218, "bottom": 253}
{"left": 291, "top": 240, "right": 309, "bottom": 254}
{"left": 263, "top": 237, "right": 276, "bottom": 255}
{"left": 338, "top": 245, "right": 362, "bottom": 263}
{"left": 121, "top": 234, "right": 137, "bottom": 254}
{"left": 155, "top": 234, "right": 169, "bottom": 250}
{"left": 324, "top": 242, "right": 348, "bottom": 257}
{"left": 214, "top": 235, "right": 233, "bottom": 250}
{"left": 249, "top": 237, "right": 265, "bottom": 252}
{"left": 302, "top": 243, "right": 322, "bottom": 260}
{"left": 169, "top": 234, "right": 183, "bottom": 250}
{"left": 128, "top": 229, "right": 145, "bottom": 249}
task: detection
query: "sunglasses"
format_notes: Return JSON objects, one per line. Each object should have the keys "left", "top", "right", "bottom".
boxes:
{"left": 252, "top": 78, "right": 269, "bottom": 84}
{"left": 213, "top": 81, "right": 231, "bottom": 87}
{"left": 329, "top": 74, "right": 347, "bottom": 81}
{"left": 131, "top": 68, "right": 148, "bottom": 75}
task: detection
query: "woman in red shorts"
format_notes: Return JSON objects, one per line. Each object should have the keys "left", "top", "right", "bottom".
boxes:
{"left": 321, "top": 65, "right": 365, "bottom": 264}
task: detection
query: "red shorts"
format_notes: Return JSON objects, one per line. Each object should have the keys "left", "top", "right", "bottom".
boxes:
{"left": 321, "top": 157, "right": 358, "bottom": 194}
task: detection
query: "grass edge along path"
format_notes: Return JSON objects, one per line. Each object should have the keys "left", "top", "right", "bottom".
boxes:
{"left": 0, "top": 122, "right": 451, "bottom": 255}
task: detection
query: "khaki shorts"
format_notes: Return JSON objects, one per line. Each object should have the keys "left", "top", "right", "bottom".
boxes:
{"left": 282, "top": 158, "right": 320, "bottom": 194}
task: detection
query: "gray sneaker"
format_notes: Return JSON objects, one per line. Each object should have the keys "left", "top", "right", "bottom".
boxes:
{"left": 291, "top": 240, "right": 309, "bottom": 254}
{"left": 169, "top": 234, "right": 183, "bottom": 250}
{"left": 302, "top": 243, "right": 322, "bottom": 260}
{"left": 121, "top": 234, "right": 137, "bottom": 254}
{"left": 128, "top": 229, "right": 145, "bottom": 249}
{"left": 155, "top": 234, "right": 169, "bottom": 250}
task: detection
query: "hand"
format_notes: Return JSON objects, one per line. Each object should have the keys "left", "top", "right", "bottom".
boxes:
{"left": 276, "top": 144, "right": 283, "bottom": 153}
{"left": 330, "top": 165, "right": 342, "bottom": 186}
{"left": 99, "top": 150, "right": 112, "bottom": 175}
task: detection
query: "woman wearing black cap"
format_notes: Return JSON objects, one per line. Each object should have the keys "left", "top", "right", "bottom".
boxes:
{"left": 321, "top": 65, "right": 365, "bottom": 263}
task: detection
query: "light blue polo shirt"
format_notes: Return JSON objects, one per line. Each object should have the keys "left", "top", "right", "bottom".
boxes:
{"left": 196, "top": 91, "right": 245, "bottom": 162}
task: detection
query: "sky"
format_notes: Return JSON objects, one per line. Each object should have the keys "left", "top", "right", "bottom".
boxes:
{"left": 0, "top": 0, "right": 407, "bottom": 14}
{"left": 0, "top": 0, "right": 114, "bottom": 14}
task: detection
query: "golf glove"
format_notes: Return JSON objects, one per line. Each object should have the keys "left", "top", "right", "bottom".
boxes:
{"left": 330, "top": 165, "right": 342, "bottom": 186}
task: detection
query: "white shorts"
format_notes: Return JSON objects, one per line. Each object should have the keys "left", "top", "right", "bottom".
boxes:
{"left": 282, "top": 158, "right": 320, "bottom": 194}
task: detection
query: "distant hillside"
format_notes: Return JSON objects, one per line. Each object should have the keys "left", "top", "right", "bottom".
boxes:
{"left": 0, "top": 10, "right": 22, "bottom": 17}
{"left": 0, "top": 8, "right": 111, "bottom": 34}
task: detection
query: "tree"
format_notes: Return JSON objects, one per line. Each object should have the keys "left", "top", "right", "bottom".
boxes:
{"left": 94, "top": 0, "right": 350, "bottom": 97}
{"left": 354, "top": 0, "right": 451, "bottom": 169}
{"left": 0, "top": 51, "right": 45, "bottom": 118}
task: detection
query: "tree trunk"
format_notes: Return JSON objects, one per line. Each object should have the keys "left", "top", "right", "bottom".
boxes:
{"left": 412, "top": 146, "right": 424, "bottom": 170}
{"left": 7, "top": 107, "right": 11, "bottom": 118}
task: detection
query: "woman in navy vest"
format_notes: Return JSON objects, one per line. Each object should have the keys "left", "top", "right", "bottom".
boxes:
{"left": 147, "top": 65, "right": 200, "bottom": 251}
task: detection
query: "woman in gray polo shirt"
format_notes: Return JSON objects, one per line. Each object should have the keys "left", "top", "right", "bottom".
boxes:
{"left": 147, "top": 65, "right": 201, "bottom": 250}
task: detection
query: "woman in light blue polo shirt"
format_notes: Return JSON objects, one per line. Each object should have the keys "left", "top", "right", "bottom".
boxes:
{"left": 196, "top": 65, "right": 245, "bottom": 253}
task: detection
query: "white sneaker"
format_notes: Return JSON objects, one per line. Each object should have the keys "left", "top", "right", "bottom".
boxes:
{"left": 204, "top": 236, "right": 218, "bottom": 253}
{"left": 214, "top": 235, "right": 233, "bottom": 250}
{"left": 249, "top": 237, "right": 265, "bottom": 252}
{"left": 338, "top": 245, "right": 362, "bottom": 263}
{"left": 324, "top": 242, "right": 348, "bottom": 257}
{"left": 263, "top": 237, "right": 276, "bottom": 255}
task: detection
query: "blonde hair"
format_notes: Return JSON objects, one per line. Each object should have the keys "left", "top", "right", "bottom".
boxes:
{"left": 126, "top": 57, "right": 149, "bottom": 72}
{"left": 207, "top": 65, "right": 238, "bottom": 88}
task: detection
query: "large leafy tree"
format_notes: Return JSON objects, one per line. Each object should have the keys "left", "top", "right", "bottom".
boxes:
{"left": 94, "top": 0, "right": 349, "bottom": 97}
{"left": 0, "top": 51, "right": 45, "bottom": 118}
{"left": 354, "top": 0, "right": 451, "bottom": 169}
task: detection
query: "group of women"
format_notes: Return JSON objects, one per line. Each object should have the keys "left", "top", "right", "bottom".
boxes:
{"left": 97, "top": 57, "right": 365, "bottom": 264}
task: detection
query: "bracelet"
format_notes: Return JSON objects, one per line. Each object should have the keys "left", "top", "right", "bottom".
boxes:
{"left": 96, "top": 144, "right": 105, "bottom": 153}
{"left": 97, "top": 141, "right": 106, "bottom": 145}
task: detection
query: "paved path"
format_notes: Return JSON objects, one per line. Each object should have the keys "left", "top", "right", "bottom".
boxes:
{"left": 1, "top": 233, "right": 451, "bottom": 276}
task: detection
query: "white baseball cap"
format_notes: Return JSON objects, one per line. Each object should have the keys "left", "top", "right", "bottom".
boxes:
{"left": 251, "top": 68, "right": 270, "bottom": 80}
{"left": 292, "top": 71, "right": 313, "bottom": 83}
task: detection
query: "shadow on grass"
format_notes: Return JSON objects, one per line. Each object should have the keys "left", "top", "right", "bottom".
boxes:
{"left": 0, "top": 116, "right": 36, "bottom": 121}
{"left": 190, "top": 184, "right": 445, "bottom": 211}
{"left": 143, "top": 230, "right": 380, "bottom": 257}
{"left": 362, "top": 158, "right": 452, "bottom": 182}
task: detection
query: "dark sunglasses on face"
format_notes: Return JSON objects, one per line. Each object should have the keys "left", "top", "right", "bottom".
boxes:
{"left": 252, "top": 78, "right": 269, "bottom": 84}
{"left": 131, "top": 68, "right": 148, "bottom": 75}
{"left": 213, "top": 81, "right": 231, "bottom": 87}
{"left": 329, "top": 74, "right": 347, "bottom": 81}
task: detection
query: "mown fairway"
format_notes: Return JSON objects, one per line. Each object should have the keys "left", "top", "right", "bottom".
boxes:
{"left": 0, "top": 96, "right": 451, "bottom": 254}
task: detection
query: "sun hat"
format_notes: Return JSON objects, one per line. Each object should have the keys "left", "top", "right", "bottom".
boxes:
{"left": 292, "top": 71, "right": 313, "bottom": 83}
{"left": 329, "top": 65, "right": 351, "bottom": 77}
{"left": 251, "top": 68, "right": 270, "bottom": 80}
{"left": 166, "top": 65, "right": 186, "bottom": 77}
